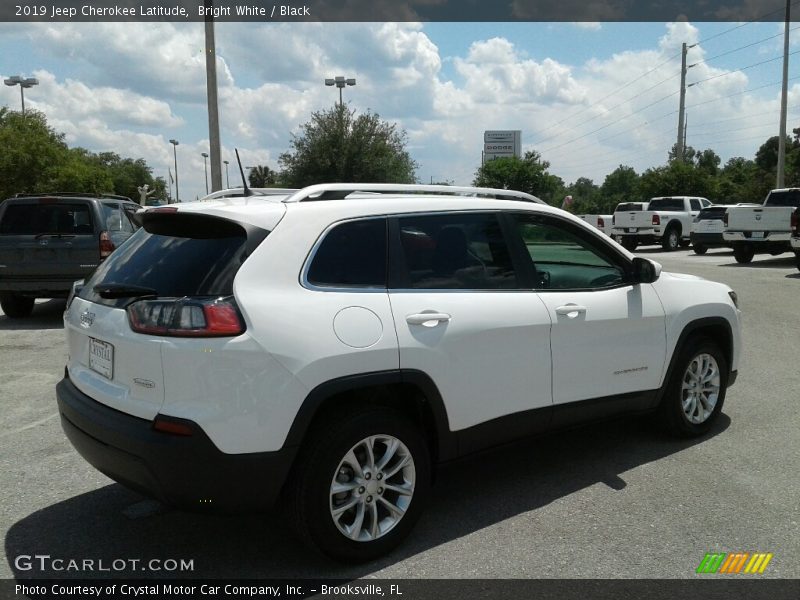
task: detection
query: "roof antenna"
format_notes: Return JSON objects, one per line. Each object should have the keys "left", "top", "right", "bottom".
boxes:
{"left": 235, "top": 148, "right": 254, "bottom": 197}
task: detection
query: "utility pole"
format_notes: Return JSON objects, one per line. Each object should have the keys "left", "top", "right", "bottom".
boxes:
{"left": 204, "top": 0, "right": 223, "bottom": 193}
{"left": 684, "top": 113, "right": 688, "bottom": 154}
{"left": 676, "top": 42, "right": 688, "bottom": 162}
{"left": 777, "top": 0, "right": 791, "bottom": 188}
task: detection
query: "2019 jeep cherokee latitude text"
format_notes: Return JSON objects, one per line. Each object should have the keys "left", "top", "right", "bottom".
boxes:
{"left": 56, "top": 184, "right": 741, "bottom": 562}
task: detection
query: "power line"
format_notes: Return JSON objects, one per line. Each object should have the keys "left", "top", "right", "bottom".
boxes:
{"left": 525, "top": 50, "right": 682, "bottom": 144}
{"left": 690, "top": 26, "right": 800, "bottom": 67}
{"left": 689, "top": 50, "right": 800, "bottom": 87}
{"left": 686, "top": 76, "right": 800, "bottom": 109}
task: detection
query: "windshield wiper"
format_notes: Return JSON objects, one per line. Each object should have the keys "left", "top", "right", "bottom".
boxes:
{"left": 94, "top": 283, "right": 158, "bottom": 299}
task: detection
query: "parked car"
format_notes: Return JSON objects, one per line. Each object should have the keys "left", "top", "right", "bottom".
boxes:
{"left": 0, "top": 193, "right": 140, "bottom": 318}
{"left": 689, "top": 203, "right": 758, "bottom": 255}
{"left": 722, "top": 188, "right": 800, "bottom": 263}
{"left": 56, "top": 183, "right": 741, "bottom": 562}
{"left": 578, "top": 214, "right": 613, "bottom": 236}
{"left": 610, "top": 201, "right": 648, "bottom": 243}
{"left": 613, "top": 196, "right": 711, "bottom": 251}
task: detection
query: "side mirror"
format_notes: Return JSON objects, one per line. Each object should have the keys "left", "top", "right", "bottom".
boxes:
{"left": 632, "top": 257, "right": 661, "bottom": 284}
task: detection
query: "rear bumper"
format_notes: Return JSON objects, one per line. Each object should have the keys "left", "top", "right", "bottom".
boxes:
{"left": 690, "top": 232, "right": 725, "bottom": 246}
{"left": 56, "top": 376, "right": 296, "bottom": 512}
{"left": 723, "top": 231, "right": 792, "bottom": 242}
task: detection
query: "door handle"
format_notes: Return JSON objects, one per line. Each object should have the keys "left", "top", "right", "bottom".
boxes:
{"left": 406, "top": 312, "right": 451, "bottom": 326}
{"left": 555, "top": 305, "right": 587, "bottom": 317}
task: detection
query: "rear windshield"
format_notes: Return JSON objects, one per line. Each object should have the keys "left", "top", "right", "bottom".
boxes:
{"left": 0, "top": 202, "right": 93, "bottom": 235}
{"left": 648, "top": 198, "right": 685, "bottom": 211}
{"left": 766, "top": 190, "right": 800, "bottom": 207}
{"left": 79, "top": 212, "right": 266, "bottom": 308}
{"left": 614, "top": 203, "right": 645, "bottom": 212}
{"left": 697, "top": 207, "right": 727, "bottom": 220}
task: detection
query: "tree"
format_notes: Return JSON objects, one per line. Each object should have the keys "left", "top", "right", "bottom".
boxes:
{"left": 599, "top": 165, "right": 639, "bottom": 212}
{"left": 473, "top": 151, "right": 563, "bottom": 205}
{"left": 0, "top": 109, "right": 68, "bottom": 199}
{"left": 248, "top": 165, "right": 276, "bottom": 187}
{"left": 44, "top": 147, "right": 113, "bottom": 194}
{"left": 279, "top": 104, "right": 418, "bottom": 187}
{"left": 695, "top": 149, "right": 721, "bottom": 176}
{"left": 668, "top": 143, "right": 696, "bottom": 164}
{"left": 638, "top": 160, "right": 717, "bottom": 200}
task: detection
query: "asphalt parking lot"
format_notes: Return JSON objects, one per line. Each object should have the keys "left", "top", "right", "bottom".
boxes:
{"left": 1, "top": 247, "right": 798, "bottom": 580}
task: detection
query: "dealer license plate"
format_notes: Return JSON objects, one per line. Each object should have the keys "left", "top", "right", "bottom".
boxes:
{"left": 627, "top": 228, "right": 637, "bottom": 233}
{"left": 751, "top": 231, "right": 764, "bottom": 239}
{"left": 89, "top": 338, "right": 114, "bottom": 380}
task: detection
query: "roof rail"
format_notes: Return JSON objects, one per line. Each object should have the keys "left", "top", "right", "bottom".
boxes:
{"left": 12, "top": 192, "right": 133, "bottom": 202}
{"left": 282, "top": 183, "right": 546, "bottom": 205}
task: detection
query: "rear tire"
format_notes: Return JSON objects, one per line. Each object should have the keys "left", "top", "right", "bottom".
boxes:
{"left": 657, "top": 337, "right": 728, "bottom": 438}
{"left": 620, "top": 237, "right": 639, "bottom": 251}
{"left": 661, "top": 227, "right": 680, "bottom": 251}
{"left": 0, "top": 293, "right": 35, "bottom": 318}
{"left": 733, "top": 244, "right": 755, "bottom": 264}
{"left": 285, "top": 407, "right": 431, "bottom": 563}
{"left": 693, "top": 245, "right": 708, "bottom": 255}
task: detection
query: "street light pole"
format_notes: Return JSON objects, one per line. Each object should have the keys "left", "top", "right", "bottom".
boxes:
{"left": 169, "top": 139, "right": 180, "bottom": 203}
{"left": 201, "top": 152, "right": 209, "bottom": 194}
{"left": 204, "top": 1, "right": 223, "bottom": 193}
{"left": 324, "top": 75, "right": 356, "bottom": 107}
{"left": 223, "top": 160, "right": 230, "bottom": 188}
{"left": 4, "top": 75, "right": 39, "bottom": 115}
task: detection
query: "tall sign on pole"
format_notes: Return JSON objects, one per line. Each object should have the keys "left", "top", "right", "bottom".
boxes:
{"left": 483, "top": 131, "right": 522, "bottom": 163}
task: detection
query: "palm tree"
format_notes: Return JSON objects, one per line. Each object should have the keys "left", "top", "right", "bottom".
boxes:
{"left": 248, "top": 165, "right": 276, "bottom": 187}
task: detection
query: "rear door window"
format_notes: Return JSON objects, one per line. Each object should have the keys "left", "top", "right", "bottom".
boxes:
{"left": 0, "top": 202, "right": 93, "bottom": 235}
{"left": 648, "top": 198, "right": 685, "bottom": 211}
{"left": 393, "top": 212, "right": 518, "bottom": 290}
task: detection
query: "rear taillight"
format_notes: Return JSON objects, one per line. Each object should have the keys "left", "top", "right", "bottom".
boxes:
{"left": 99, "top": 231, "right": 115, "bottom": 259}
{"left": 723, "top": 212, "right": 729, "bottom": 226}
{"left": 612, "top": 215, "right": 616, "bottom": 225}
{"left": 652, "top": 214, "right": 660, "bottom": 225}
{"left": 597, "top": 217, "right": 605, "bottom": 228}
{"left": 791, "top": 210, "right": 798, "bottom": 233}
{"left": 127, "top": 296, "right": 245, "bottom": 337}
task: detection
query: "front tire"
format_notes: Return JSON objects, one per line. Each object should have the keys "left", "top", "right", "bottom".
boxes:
{"left": 733, "top": 243, "right": 755, "bottom": 264}
{"left": 657, "top": 337, "right": 728, "bottom": 437}
{"left": 285, "top": 408, "right": 431, "bottom": 562}
{"left": 661, "top": 227, "right": 680, "bottom": 251}
{"left": 693, "top": 244, "right": 708, "bottom": 255}
{"left": 0, "top": 293, "right": 35, "bottom": 318}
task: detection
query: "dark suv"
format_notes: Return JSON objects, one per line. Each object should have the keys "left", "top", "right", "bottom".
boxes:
{"left": 0, "top": 193, "right": 140, "bottom": 318}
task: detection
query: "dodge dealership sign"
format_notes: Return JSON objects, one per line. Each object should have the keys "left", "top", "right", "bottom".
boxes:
{"left": 483, "top": 130, "right": 521, "bottom": 162}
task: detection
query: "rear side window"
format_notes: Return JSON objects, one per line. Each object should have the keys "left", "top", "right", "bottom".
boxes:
{"left": 80, "top": 213, "right": 263, "bottom": 308}
{"left": 307, "top": 219, "right": 387, "bottom": 288}
{"left": 648, "top": 198, "right": 685, "bottom": 211}
{"left": 394, "top": 213, "right": 517, "bottom": 290}
{"left": 766, "top": 190, "right": 800, "bottom": 207}
{"left": 0, "top": 202, "right": 93, "bottom": 235}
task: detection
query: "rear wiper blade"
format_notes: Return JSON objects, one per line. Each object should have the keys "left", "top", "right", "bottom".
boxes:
{"left": 94, "top": 283, "right": 158, "bottom": 299}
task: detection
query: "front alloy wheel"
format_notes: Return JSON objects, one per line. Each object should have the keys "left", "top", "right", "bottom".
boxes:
{"left": 680, "top": 353, "right": 721, "bottom": 424}
{"left": 330, "top": 435, "right": 415, "bottom": 542}
{"left": 658, "top": 337, "right": 728, "bottom": 437}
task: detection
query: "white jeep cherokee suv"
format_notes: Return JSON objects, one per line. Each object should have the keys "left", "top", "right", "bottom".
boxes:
{"left": 57, "top": 184, "right": 741, "bottom": 562}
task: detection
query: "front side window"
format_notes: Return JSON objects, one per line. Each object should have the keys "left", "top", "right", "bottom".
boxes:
{"left": 512, "top": 214, "right": 627, "bottom": 290}
{"left": 690, "top": 199, "right": 702, "bottom": 211}
{"left": 306, "top": 218, "right": 387, "bottom": 288}
{"left": 395, "top": 212, "right": 517, "bottom": 290}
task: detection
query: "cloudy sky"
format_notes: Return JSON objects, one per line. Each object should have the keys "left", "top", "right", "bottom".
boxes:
{"left": 2, "top": 20, "right": 799, "bottom": 201}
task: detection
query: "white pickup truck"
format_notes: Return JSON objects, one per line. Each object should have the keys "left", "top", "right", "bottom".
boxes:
{"left": 723, "top": 188, "right": 800, "bottom": 263}
{"left": 577, "top": 214, "right": 613, "bottom": 236}
{"left": 612, "top": 196, "right": 711, "bottom": 251}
